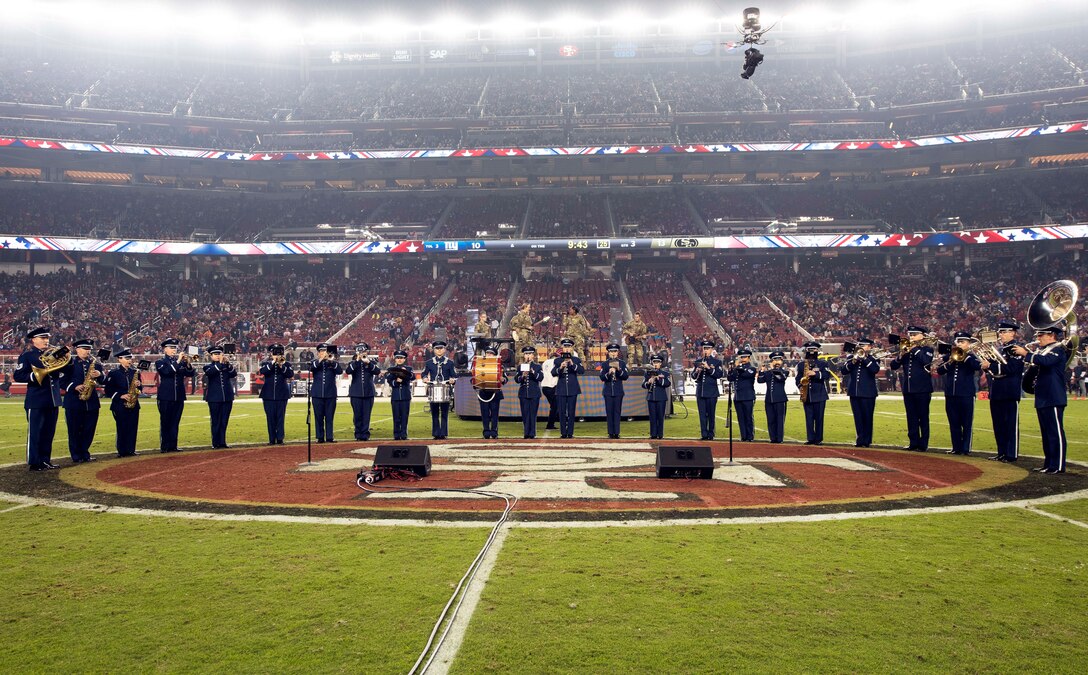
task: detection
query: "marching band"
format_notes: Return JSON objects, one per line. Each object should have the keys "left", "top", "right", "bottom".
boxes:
{"left": 12, "top": 284, "right": 1081, "bottom": 475}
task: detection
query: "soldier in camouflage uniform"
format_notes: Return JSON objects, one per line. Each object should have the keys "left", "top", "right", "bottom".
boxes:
{"left": 623, "top": 311, "right": 649, "bottom": 366}
{"left": 509, "top": 303, "right": 535, "bottom": 356}
{"left": 562, "top": 305, "right": 593, "bottom": 364}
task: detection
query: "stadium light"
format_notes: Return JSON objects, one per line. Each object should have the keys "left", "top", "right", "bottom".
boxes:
{"left": 488, "top": 14, "right": 531, "bottom": 38}
{"left": 610, "top": 10, "right": 649, "bottom": 36}
{"left": 665, "top": 7, "right": 712, "bottom": 35}
{"left": 547, "top": 14, "right": 590, "bottom": 36}
{"left": 367, "top": 16, "right": 411, "bottom": 41}
{"left": 428, "top": 14, "right": 473, "bottom": 40}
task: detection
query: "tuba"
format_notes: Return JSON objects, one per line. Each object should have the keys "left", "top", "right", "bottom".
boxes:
{"left": 32, "top": 346, "right": 71, "bottom": 385}
{"left": 1023, "top": 280, "right": 1080, "bottom": 393}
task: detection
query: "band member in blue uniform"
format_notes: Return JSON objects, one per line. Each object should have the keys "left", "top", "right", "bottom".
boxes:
{"left": 14, "top": 327, "right": 63, "bottom": 471}
{"left": 155, "top": 339, "right": 195, "bottom": 453}
{"left": 478, "top": 345, "right": 508, "bottom": 439}
{"left": 599, "top": 343, "right": 629, "bottom": 439}
{"left": 203, "top": 346, "right": 237, "bottom": 449}
{"left": 259, "top": 344, "right": 293, "bottom": 445}
{"left": 642, "top": 354, "right": 671, "bottom": 439}
{"left": 980, "top": 321, "right": 1024, "bottom": 462}
{"left": 889, "top": 325, "right": 934, "bottom": 452}
{"left": 936, "top": 331, "right": 982, "bottom": 455}
{"left": 727, "top": 348, "right": 757, "bottom": 442}
{"left": 309, "top": 343, "right": 342, "bottom": 443}
{"left": 385, "top": 350, "right": 414, "bottom": 440}
{"left": 841, "top": 338, "right": 880, "bottom": 448}
{"left": 552, "top": 338, "right": 585, "bottom": 439}
{"left": 692, "top": 340, "right": 724, "bottom": 440}
{"left": 58, "top": 338, "right": 104, "bottom": 463}
{"left": 422, "top": 340, "right": 457, "bottom": 439}
{"left": 514, "top": 346, "right": 544, "bottom": 439}
{"left": 1012, "top": 326, "right": 1068, "bottom": 473}
{"left": 104, "top": 349, "right": 142, "bottom": 457}
{"left": 345, "top": 342, "right": 379, "bottom": 441}
{"left": 758, "top": 351, "right": 789, "bottom": 443}
{"left": 795, "top": 341, "right": 829, "bottom": 445}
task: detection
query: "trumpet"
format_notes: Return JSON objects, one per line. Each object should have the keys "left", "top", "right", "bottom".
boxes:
{"left": 273, "top": 353, "right": 286, "bottom": 366}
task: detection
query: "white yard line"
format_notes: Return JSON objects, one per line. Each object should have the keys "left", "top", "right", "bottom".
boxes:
{"left": 1022, "top": 505, "right": 1088, "bottom": 529}
{"left": 427, "top": 523, "right": 512, "bottom": 674}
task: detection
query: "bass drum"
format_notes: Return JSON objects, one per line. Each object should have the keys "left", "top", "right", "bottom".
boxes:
{"left": 471, "top": 355, "right": 503, "bottom": 391}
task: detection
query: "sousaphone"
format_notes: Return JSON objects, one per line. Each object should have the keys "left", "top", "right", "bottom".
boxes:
{"left": 1022, "top": 279, "right": 1080, "bottom": 393}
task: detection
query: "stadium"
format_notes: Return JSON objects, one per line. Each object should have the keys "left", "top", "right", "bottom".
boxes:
{"left": 1, "top": 0, "right": 1087, "bottom": 671}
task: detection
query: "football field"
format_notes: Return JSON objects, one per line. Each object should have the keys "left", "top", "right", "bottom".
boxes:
{"left": 1, "top": 396, "right": 1086, "bottom": 673}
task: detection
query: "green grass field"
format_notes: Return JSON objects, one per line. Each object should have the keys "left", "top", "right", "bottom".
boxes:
{"left": 1, "top": 395, "right": 1086, "bottom": 672}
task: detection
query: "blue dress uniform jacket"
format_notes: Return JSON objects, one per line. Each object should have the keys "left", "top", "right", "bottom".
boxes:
{"left": 693, "top": 357, "right": 724, "bottom": 440}
{"left": 599, "top": 359, "right": 630, "bottom": 437}
{"left": 795, "top": 360, "right": 829, "bottom": 444}
{"left": 841, "top": 355, "right": 880, "bottom": 447}
{"left": 422, "top": 357, "right": 457, "bottom": 438}
{"left": 551, "top": 355, "right": 585, "bottom": 396}
{"left": 203, "top": 362, "right": 237, "bottom": 449}
{"left": 58, "top": 357, "right": 105, "bottom": 462}
{"left": 203, "top": 362, "right": 237, "bottom": 403}
{"left": 104, "top": 366, "right": 141, "bottom": 456}
{"left": 346, "top": 359, "right": 381, "bottom": 398}
{"left": 889, "top": 346, "right": 934, "bottom": 451}
{"left": 642, "top": 369, "right": 671, "bottom": 439}
{"left": 155, "top": 356, "right": 194, "bottom": 453}
{"left": 757, "top": 367, "right": 789, "bottom": 443}
{"left": 514, "top": 363, "right": 544, "bottom": 399}
{"left": 385, "top": 367, "right": 415, "bottom": 440}
{"left": 1025, "top": 345, "right": 1068, "bottom": 472}
{"left": 310, "top": 359, "right": 342, "bottom": 399}
{"left": 345, "top": 359, "right": 380, "bottom": 441}
{"left": 259, "top": 359, "right": 293, "bottom": 444}
{"left": 727, "top": 364, "right": 757, "bottom": 442}
{"left": 155, "top": 356, "right": 195, "bottom": 402}
{"left": 890, "top": 347, "right": 935, "bottom": 394}
{"left": 310, "top": 358, "right": 343, "bottom": 443}
{"left": 515, "top": 363, "right": 545, "bottom": 438}
{"left": 983, "top": 353, "right": 1024, "bottom": 461}
{"left": 59, "top": 357, "right": 104, "bottom": 410}
{"left": 551, "top": 355, "right": 585, "bottom": 437}
{"left": 936, "top": 354, "right": 982, "bottom": 455}
{"left": 14, "top": 346, "right": 62, "bottom": 468}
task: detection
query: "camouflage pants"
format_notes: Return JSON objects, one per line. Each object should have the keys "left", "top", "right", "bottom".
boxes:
{"left": 628, "top": 341, "right": 645, "bottom": 366}
{"left": 514, "top": 334, "right": 534, "bottom": 356}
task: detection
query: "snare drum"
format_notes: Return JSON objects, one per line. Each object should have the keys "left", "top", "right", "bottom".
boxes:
{"left": 471, "top": 355, "right": 503, "bottom": 391}
{"left": 427, "top": 382, "right": 451, "bottom": 404}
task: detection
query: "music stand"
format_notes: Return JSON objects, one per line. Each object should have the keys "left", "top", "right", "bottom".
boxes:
{"left": 299, "top": 359, "right": 315, "bottom": 466}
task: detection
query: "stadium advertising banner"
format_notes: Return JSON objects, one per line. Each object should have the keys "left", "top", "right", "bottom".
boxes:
{"left": 2, "top": 122, "right": 1084, "bottom": 161}
{"left": 3, "top": 227, "right": 1086, "bottom": 257}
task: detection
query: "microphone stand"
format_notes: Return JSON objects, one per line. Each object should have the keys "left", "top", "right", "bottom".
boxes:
{"left": 302, "top": 361, "right": 314, "bottom": 466}
{"left": 726, "top": 367, "right": 735, "bottom": 464}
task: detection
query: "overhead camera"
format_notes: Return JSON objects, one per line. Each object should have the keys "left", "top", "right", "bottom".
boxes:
{"left": 742, "top": 7, "right": 762, "bottom": 34}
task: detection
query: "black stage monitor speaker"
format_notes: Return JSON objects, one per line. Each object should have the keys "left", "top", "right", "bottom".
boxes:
{"left": 656, "top": 446, "right": 715, "bottom": 479}
{"left": 374, "top": 445, "right": 432, "bottom": 477}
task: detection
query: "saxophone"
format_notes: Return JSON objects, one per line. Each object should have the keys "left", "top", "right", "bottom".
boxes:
{"left": 79, "top": 358, "right": 100, "bottom": 401}
{"left": 799, "top": 355, "right": 816, "bottom": 403}
{"left": 124, "top": 367, "right": 140, "bottom": 409}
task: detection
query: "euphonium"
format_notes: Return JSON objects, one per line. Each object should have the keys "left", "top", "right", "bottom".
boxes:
{"left": 124, "top": 366, "right": 140, "bottom": 409}
{"left": 79, "top": 357, "right": 100, "bottom": 401}
{"left": 32, "top": 346, "right": 71, "bottom": 385}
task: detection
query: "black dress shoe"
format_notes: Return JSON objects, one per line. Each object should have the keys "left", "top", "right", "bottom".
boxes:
{"left": 45, "top": 462, "right": 61, "bottom": 469}
{"left": 945, "top": 450, "right": 957, "bottom": 454}
{"left": 29, "top": 464, "right": 48, "bottom": 472}
{"left": 1043, "top": 469, "right": 1065, "bottom": 474}
{"left": 1032, "top": 467, "right": 1049, "bottom": 473}
{"left": 987, "top": 455, "right": 1002, "bottom": 461}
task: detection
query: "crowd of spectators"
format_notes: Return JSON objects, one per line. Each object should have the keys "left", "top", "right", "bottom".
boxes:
{"left": 687, "top": 260, "right": 804, "bottom": 350}
{"left": 335, "top": 265, "right": 444, "bottom": 358}
{"left": 86, "top": 65, "right": 198, "bottom": 114}
{"left": 623, "top": 268, "right": 720, "bottom": 362}
{"left": 3, "top": 166, "right": 1085, "bottom": 240}
{"left": 435, "top": 195, "right": 528, "bottom": 239}
{"left": 610, "top": 190, "right": 704, "bottom": 235}
{"left": 483, "top": 75, "right": 568, "bottom": 117}
{"left": 428, "top": 269, "right": 513, "bottom": 350}
{"left": 527, "top": 193, "right": 611, "bottom": 238}
{"left": 569, "top": 71, "right": 661, "bottom": 115}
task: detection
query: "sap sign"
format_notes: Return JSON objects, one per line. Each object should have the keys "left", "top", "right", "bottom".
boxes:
{"left": 428, "top": 49, "right": 449, "bottom": 60}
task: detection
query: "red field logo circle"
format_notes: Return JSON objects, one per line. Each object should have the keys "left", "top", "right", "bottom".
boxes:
{"left": 65, "top": 439, "right": 1031, "bottom": 521}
